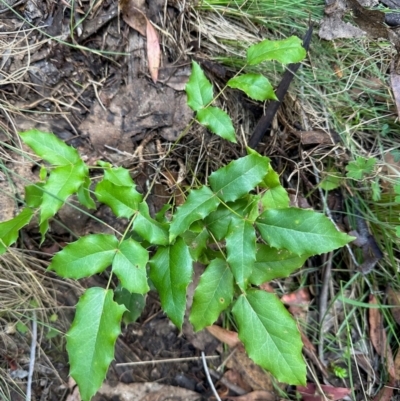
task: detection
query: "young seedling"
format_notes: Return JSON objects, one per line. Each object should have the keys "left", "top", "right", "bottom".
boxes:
{"left": 0, "top": 35, "right": 355, "bottom": 401}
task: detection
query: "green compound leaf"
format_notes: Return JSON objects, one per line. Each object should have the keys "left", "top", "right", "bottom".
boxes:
{"left": 209, "top": 153, "right": 270, "bottom": 202}
{"left": 204, "top": 198, "right": 254, "bottom": 240}
{"left": 182, "top": 227, "right": 209, "bottom": 261}
{"left": 345, "top": 156, "right": 377, "bottom": 180}
{"left": 40, "top": 161, "right": 88, "bottom": 226}
{"left": 133, "top": 202, "right": 169, "bottom": 246}
{"left": 149, "top": 237, "right": 193, "bottom": 329}
{"left": 186, "top": 61, "right": 214, "bottom": 111}
{"left": 247, "top": 36, "right": 306, "bottom": 66}
{"left": 114, "top": 286, "right": 146, "bottom": 324}
{"left": 170, "top": 186, "right": 220, "bottom": 241}
{"left": 250, "top": 245, "right": 308, "bottom": 284}
{"left": 0, "top": 208, "right": 34, "bottom": 254}
{"left": 259, "top": 164, "right": 281, "bottom": 189}
{"left": 259, "top": 166, "right": 289, "bottom": 210}
{"left": 256, "top": 208, "right": 354, "bottom": 256}
{"left": 227, "top": 73, "right": 278, "bottom": 101}
{"left": 95, "top": 179, "right": 142, "bottom": 219}
{"left": 261, "top": 186, "right": 289, "bottom": 210}
{"left": 77, "top": 176, "right": 96, "bottom": 209}
{"left": 232, "top": 289, "right": 306, "bottom": 385}
{"left": 113, "top": 239, "right": 149, "bottom": 294}
{"left": 66, "top": 287, "right": 125, "bottom": 401}
{"left": 20, "top": 130, "right": 81, "bottom": 166}
{"left": 197, "top": 107, "right": 236, "bottom": 143}
{"left": 104, "top": 167, "right": 135, "bottom": 187}
{"left": 25, "top": 184, "right": 44, "bottom": 208}
{"left": 190, "top": 258, "right": 234, "bottom": 331}
{"left": 48, "top": 234, "right": 118, "bottom": 279}
{"left": 226, "top": 217, "right": 256, "bottom": 290}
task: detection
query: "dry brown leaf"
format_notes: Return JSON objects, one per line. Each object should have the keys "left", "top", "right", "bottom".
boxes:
{"left": 281, "top": 288, "right": 310, "bottom": 321}
{"left": 390, "top": 59, "right": 400, "bottom": 119}
{"left": 394, "top": 349, "right": 400, "bottom": 382}
{"left": 222, "top": 369, "right": 252, "bottom": 393}
{"left": 299, "top": 130, "right": 335, "bottom": 145}
{"left": 369, "top": 295, "right": 396, "bottom": 379}
{"left": 297, "top": 383, "right": 351, "bottom": 401}
{"left": 372, "top": 380, "right": 394, "bottom": 401}
{"left": 65, "top": 378, "right": 81, "bottom": 401}
{"left": 226, "top": 390, "right": 276, "bottom": 401}
{"left": 146, "top": 19, "right": 160, "bottom": 83}
{"left": 387, "top": 286, "right": 400, "bottom": 325}
{"left": 259, "top": 282, "right": 275, "bottom": 293}
{"left": 120, "top": 0, "right": 160, "bottom": 82}
{"left": 98, "top": 382, "right": 201, "bottom": 401}
{"left": 226, "top": 350, "right": 275, "bottom": 392}
{"left": 120, "top": 0, "right": 147, "bottom": 36}
{"left": 206, "top": 325, "right": 240, "bottom": 348}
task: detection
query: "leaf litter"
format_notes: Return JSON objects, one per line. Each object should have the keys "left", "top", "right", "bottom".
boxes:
{"left": 2, "top": 0, "right": 400, "bottom": 399}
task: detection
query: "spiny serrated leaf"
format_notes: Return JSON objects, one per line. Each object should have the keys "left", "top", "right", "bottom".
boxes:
{"left": 170, "top": 186, "right": 220, "bottom": 241}
{"left": 247, "top": 36, "right": 306, "bottom": 66}
{"left": 39, "top": 220, "right": 49, "bottom": 241}
{"left": 190, "top": 258, "right": 234, "bottom": 331}
{"left": 0, "top": 208, "right": 34, "bottom": 254}
{"left": 113, "top": 239, "right": 149, "bottom": 294}
{"left": 95, "top": 179, "right": 142, "bottom": 219}
{"left": 25, "top": 184, "right": 44, "bottom": 208}
{"left": 104, "top": 167, "right": 134, "bottom": 187}
{"left": 261, "top": 186, "right": 289, "bottom": 209}
{"left": 133, "top": 202, "right": 169, "bottom": 246}
{"left": 259, "top": 166, "right": 289, "bottom": 209}
{"left": 66, "top": 287, "right": 125, "bottom": 401}
{"left": 77, "top": 176, "right": 96, "bottom": 209}
{"left": 232, "top": 289, "right": 306, "bottom": 385}
{"left": 243, "top": 194, "right": 262, "bottom": 222}
{"left": 227, "top": 73, "right": 278, "bottom": 101}
{"left": 155, "top": 204, "right": 171, "bottom": 223}
{"left": 209, "top": 153, "right": 270, "bottom": 202}
{"left": 250, "top": 245, "right": 308, "bottom": 284}
{"left": 204, "top": 198, "right": 251, "bottom": 240}
{"left": 197, "top": 107, "right": 236, "bottom": 143}
{"left": 114, "top": 286, "right": 146, "bottom": 324}
{"left": 48, "top": 234, "right": 118, "bottom": 279}
{"left": 226, "top": 217, "right": 255, "bottom": 290}
{"left": 20, "top": 130, "right": 81, "bottom": 166}
{"left": 256, "top": 208, "right": 354, "bottom": 256}
{"left": 182, "top": 227, "right": 209, "bottom": 261}
{"left": 39, "top": 161, "right": 88, "bottom": 227}
{"left": 259, "top": 165, "right": 281, "bottom": 189}
{"left": 186, "top": 61, "right": 214, "bottom": 111}
{"left": 149, "top": 238, "right": 193, "bottom": 329}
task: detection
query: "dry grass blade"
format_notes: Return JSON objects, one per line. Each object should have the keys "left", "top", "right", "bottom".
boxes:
{"left": 0, "top": 249, "right": 81, "bottom": 400}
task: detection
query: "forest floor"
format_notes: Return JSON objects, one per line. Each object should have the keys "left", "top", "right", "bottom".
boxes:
{"left": 1, "top": 0, "right": 400, "bottom": 400}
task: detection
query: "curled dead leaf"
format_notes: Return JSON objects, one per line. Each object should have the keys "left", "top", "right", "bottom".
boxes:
{"left": 297, "top": 383, "right": 351, "bottom": 401}
{"left": 206, "top": 325, "right": 240, "bottom": 348}
{"left": 120, "top": 0, "right": 160, "bottom": 82}
{"left": 226, "top": 390, "right": 276, "bottom": 401}
{"left": 369, "top": 295, "right": 396, "bottom": 379}
{"left": 146, "top": 19, "right": 160, "bottom": 83}
{"left": 120, "top": 0, "right": 147, "bottom": 36}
